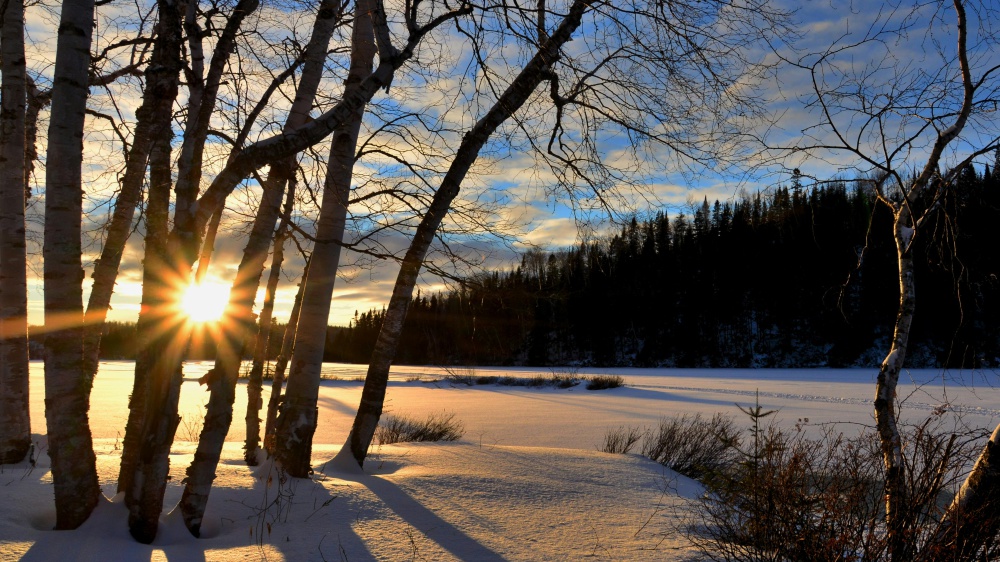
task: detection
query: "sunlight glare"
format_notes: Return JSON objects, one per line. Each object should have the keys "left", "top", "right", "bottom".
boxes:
{"left": 180, "top": 282, "right": 230, "bottom": 323}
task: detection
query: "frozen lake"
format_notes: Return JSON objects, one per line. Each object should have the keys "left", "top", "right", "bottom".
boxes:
{"left": 27, "top": 361, "right": 1000, "bottom": 450}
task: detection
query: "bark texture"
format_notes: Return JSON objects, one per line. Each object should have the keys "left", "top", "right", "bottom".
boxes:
{"left": 871, "top": 3, "right": 976, "bottom": 557}
{"left": 0, "top": 0, "right": 31, "bottom": 464}
{"left": 124, "top": 131, "right": 184, "bottom": 544}
{"left": 42, "top": 0, "right": 100, "bottom": 529}
{"left": 116, "top": 0, "right": 185, "bottom": 499}
{"left": 82, "top": 5, "right": 184, "bottom": 380}
{"left": 873, "top": 207, "right": 917, "bottom": 559}
{"left": 341, "top": 0, "right": 591, "bottom": 467}
{"left": 272, "top": 0, "right": 376, "bottom": 477}
{"left": 178, "top": 161, "right": 287, "bottom": 535}
{"left": 120, "top": 0, "right": 188, "bottom": 543}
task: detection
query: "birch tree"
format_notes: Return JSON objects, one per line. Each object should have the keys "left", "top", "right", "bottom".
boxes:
{"left": 772, "top": 1, "right": 1000, "bottom": 557}
{"left": 318, "top": 0, "right": 787, "bottom": 467}
{"left": 244, "top": 169, "right": 297, "bottom": 463}
{"left": 270, "top": 0, "right": 379, "bottom": 478}
{"left": 177, "top": 0, "right": 347, "bottom": 535}
{"left": 117, "top": 0, "right": 472, "bottom": 541}
{"left": 121, "top": 0, "right": 268, "bottom": 541}
{"left": 42, "top": 0, "right": 101, "bottom": 529}
{"left": 0, "top": 0, "right": 31, "bottom": 465}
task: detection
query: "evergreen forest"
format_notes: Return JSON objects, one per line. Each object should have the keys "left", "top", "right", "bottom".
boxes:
{"left": 330, "top": 167, "right": 1000, "bottom": 368}
{"left": 58, "top": 166, "right": 1000, "bottom": 369}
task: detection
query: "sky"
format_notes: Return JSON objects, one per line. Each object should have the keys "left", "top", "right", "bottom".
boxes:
{"left": 19, "top": 0, "right": 1000, "bottom": 328}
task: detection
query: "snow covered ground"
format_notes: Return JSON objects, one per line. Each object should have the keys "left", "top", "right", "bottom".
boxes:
{"left": 2, "top": 362, "right": 998, "bottom": 560}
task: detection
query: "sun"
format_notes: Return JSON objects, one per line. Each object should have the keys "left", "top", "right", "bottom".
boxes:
{"left": 179, "top": 282, "right": 231, "bottom": 323}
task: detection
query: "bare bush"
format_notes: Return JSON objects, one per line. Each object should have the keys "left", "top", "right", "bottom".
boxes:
{"left": 374, "top": 412, "right": 465, "bottom": 445}
{"left": 642, "top": 413, "right": 740, "bottom": 480}
{"left": 601, "top": 425, "right": 646, "bottom": 455}
{"left": 586, "top": 375, "right": 625, "bottom": 390}
{"left": 688, "top": 414, "right": 991, "bottom": 561}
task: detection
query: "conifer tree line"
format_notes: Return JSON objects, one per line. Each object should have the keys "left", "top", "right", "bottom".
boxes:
{"left": 330, "top": 165, "right": 1000, "bottom": 369}
{"left": 51, "top": 161, "right": 999, "bottom": 369}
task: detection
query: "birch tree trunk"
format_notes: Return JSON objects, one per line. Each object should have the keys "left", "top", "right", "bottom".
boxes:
{"left": 178, "top": 0, "right": 343, "bottom": 534}
{"left": 272, "top": 0, "right": 376, "bottom": 477}
{"left": 339, "top": 0, "right": 591, "bottom": 467}
{"left": 119, "top": 0, "right": 189, "bottom": 543}
{"left": 264, "top": 260, "right": 306, "bottom": 452}
{"left": 0, "top": 0, "right": 31, "bottom": 465}
{"left": 245, "top": 180, "right": 297, "bottom": 464}
{"left": 930, "top": 422, "right": 1000, "bottom": 559}
{"left": 123, "top": 0, "right": 274, "bottom": 542}
{"left": 42, "top": 0, "right": 100, "bottom": 529}
{"left": 240, "top": 0, "right": 343, "bottom": 465}
{"left": 871, "top": 5, "right": 977, "bottom": 557}
{"left": 116, "top": 0, "right": 185, "bottom": 499}
{"left": 874, "top": 206, "right": 917, "bottom": 559}
{"left": 82, "top": 9, "right": 185, "bottom": 380}
{"left": 124, "top": 132, "right": 184, "bottom": 544}
{"left": 178, "top": 162, "right": 287, "bottom": 535}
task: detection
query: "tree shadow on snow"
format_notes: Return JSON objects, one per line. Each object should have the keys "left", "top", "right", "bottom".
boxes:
{"left": 335, "top": 469, "right": 506, "bottom": 561}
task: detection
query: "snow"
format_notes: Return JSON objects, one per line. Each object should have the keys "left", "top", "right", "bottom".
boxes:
{"left": 3, "top": 361, "right": 999, "bottom": 560}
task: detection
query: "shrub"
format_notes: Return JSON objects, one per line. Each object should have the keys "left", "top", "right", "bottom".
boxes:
{"left": 601, "top": 425, "right": 646, "bottom": 455}
{"left": 374, "top": 412, "right": 465, "bottom": 445}
{"left": 602, "top": 401, "right": 996, "bottom": 560}
{"left": 687, "top": 409, "right": 991, "bottom": 562}
{"left": 585, "top": 374, "right": 624, "bottom": 390}
{"left": 442, "top": 366, "right": 477, "bottom": 386}
{"left": 641, "top": 412, "right": 740, "bottom": 479}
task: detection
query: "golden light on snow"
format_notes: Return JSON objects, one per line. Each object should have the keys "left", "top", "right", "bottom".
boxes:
{"left": 179, "top": 282, "right": 231, "bottom": 323}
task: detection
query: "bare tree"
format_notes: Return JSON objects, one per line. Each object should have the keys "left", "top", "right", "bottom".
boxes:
{"left": 772, "top": 1, "right": 1000, "bottom": 557}
{"left": 270, "top": 0, "right": 380, "bottom": 478}
{"left": 42, "top": 0, "right": 101, "bottom": 529}
{"left": 121, "top": 0, "right": 265, "bottom": 542}
{"left": 0, "top": 0, "right": 31, "bottom": 465}
{"left": 334, "top": 0, "right": 788, "bottom": 467}
{"left": 263, "top": 249, "right": 310, "bottom": 453}
{"left": 113, "top": 0, "right": 186, "bottom": 508}
{"left": 244, "top": 170, "right": 297, "bottom": 464}
{"left": 117, "top": 0, "right": 474, "bottom": 541}
{"left": 178, "top": 0, "right": 346, "bottom": 535}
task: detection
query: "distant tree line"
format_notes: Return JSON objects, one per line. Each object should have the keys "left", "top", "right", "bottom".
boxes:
{"left": 330, "top": 165, "right": 1000, "bottom": 368}
{"left": 34, "top": 165, "right": 997, "bottom": 369}
{"left": 28, "top": 321, "right": 344, "bottom": 364}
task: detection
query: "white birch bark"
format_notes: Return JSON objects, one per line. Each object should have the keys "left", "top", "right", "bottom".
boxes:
{"left": 870, "top": 4, "right": 978, "bottom": 556}
{"left": 931, "top": 422, "right": 1000, "bottom": 557}
{"left": 873, "top": 206, "right": 917, "bottom": 558}
{"left": 0, "top": 0, "right": 31, "bottom": 464}
{"left": 121, "top": 0, "right": 188, "bottom": 542}
{"left": 115, "top": 0, "right": 186, "bottom": 501}
{"left": 271, "top": 0, "right": 376, "bottom": 477}
{"left": 42, "top": 0, "right": 100, "bottom": 529}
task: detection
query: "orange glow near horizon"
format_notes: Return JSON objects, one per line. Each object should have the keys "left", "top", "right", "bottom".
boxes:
{"left": 179, "top": 282, "right": 231, "bottom": 324}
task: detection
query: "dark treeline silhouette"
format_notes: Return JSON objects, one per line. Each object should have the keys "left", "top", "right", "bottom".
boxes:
{"left": 29, "top": 166, "right": 998, "bottom": 368}
{"left": 331, "top": 167, "right": 1000, "bottom": 368}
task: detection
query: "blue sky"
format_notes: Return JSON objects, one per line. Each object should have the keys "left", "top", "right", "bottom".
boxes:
{"left": 21, "top": 0, "right": 1000, "bottom": 328}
